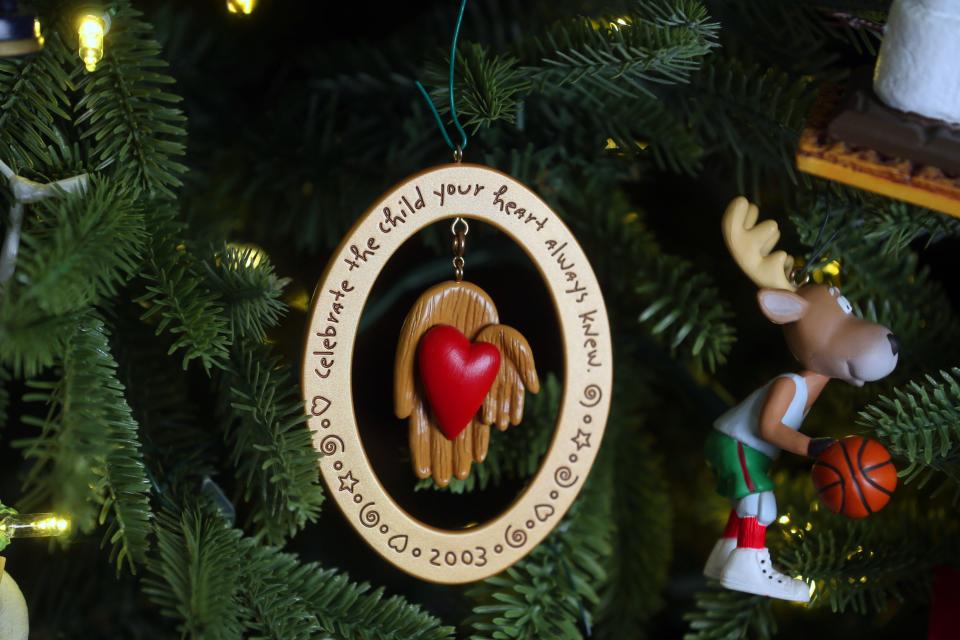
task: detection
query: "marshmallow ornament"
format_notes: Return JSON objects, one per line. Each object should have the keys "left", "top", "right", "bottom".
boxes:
{"left": 0, "top": 562, "right": 28, "bottom": 640}
{"left": 874, "top": 0, "right": 960, "bottom": 125}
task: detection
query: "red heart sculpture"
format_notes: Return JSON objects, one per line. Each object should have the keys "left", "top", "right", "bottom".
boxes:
{"left": 418, "top": 324, "right": 501, "bottom": 440}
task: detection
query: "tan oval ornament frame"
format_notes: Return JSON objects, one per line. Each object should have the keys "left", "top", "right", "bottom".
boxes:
{"left": 302, "top": 163, "right": 612, "bottom": 583}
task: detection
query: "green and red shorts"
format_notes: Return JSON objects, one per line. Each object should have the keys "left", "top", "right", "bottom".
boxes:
{"left": 704, "top": 430, "right": 774, "bottom": 500}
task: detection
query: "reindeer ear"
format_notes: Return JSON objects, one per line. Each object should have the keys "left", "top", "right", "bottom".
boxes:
{"left": 757, "top": 288, "right": 809, "bottom": 324}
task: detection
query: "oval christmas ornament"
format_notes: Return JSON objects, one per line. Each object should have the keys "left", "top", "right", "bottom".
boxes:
{"left": 302, "top": 163, "right": 612, "bottom": 583}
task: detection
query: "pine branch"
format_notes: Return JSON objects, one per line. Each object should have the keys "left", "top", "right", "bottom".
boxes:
{"left": 139, "top": 211, "right": 232, "bottom": 372}
{"left": 683, "top": 590, "right": 775, "bottom": 640}
{"left": 596, "top": 92, "right": 703, "bottom": 172}
{"left": 16, "top": 312, "right": 152, "bottom": 571}
{"left": 526, "top": 0, "right": 719, "bottom": 100}
{"left": 466, "top": 468, "right": 614, "bottom": 639}
{"left": 636, "top": 251, "right": 736, "bottom": 372}
{"left": 0, "top": 367, "right": 8, "bottom": 430}
{"left": 108, "top": 301, "right": 220, "bottom": 487}
{"left": 262, "top": 548, "right": 456, "bottom": 640}
{"left": 0, "top": 305, "right": 77, "bottom": 377}
{"left": 773, "top": 480, "right": 952, "bottom": 614}
{"left": 76, "top": 0, "right": 187, "bottom": 199}
{"left": 424, "top": 44, "right": 530, "bottom": 131}
{"left": 857, "top": 368, "right": 960, "bottom": 494}
{"left": 596, "top": 430, "right": 672, "bottom": 639}
{"left": 416, "top": 374, "right": 559, "bottom": 493}
{"left": 547, "top": 176, "right": 736, "bottom": 371}
{"left": 202, "top": 244, "right": 289, "bottom": 342}
{"left": 0, "top": 28, "right": 73, "bottom": 171}
{"left": 147, "top": 505, "right": 453, "bottom": 640}
{"left": 144, "top": 506, "right": 245, "bottom": 640}
{"left": 673, "top": 54, "right": 814, "bottom": 191}
{"left": 792, "top": 187, "right": 960, "bottom": 259}
{"left": 10, "top": 177, "right": 145, "bottom": 315}
{"left": 219, "top": 342, "right": 324, "bottom": 544}
{"left": 236, "top": 541, "right": 321, "bottom": 640}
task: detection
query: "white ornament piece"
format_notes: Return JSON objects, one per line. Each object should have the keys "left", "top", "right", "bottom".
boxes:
{"left": 874, "top": 0, "right": 960, "bottom": 126}
{"left": 0, "top": 570, "right": 29, "bottom": 640}
{"left": 703, "top": 537, "right": 737, "bottom": 580}
{"left": 719, "top": 548, "right": 810, "bottom": 603}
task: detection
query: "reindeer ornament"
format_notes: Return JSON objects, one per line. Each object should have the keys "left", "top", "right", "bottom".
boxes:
{"left": 703, "top": 197, "right": 899, "bottom": 602}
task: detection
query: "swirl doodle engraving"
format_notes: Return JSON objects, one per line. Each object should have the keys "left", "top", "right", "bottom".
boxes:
{"left": 319, "top": 434, "right": 345, "bottom": 455}
{"left": 554, "top": 466, "right": 579, "bottom": 488}
{"left": 504, "top": 524, "right": 527, "bottom": 549}
{"left": 579, "top": 384, "right": 602, "bottom": 408}
{"left": 359, "top": 502, "right": 380, "bottom": 528}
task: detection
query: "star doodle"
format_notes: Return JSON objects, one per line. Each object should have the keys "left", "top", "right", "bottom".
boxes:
{"left": 338, "top": 471, "right": 359, "bottom": 493}
{"left": 571, "top": 428, "right": 591, "bottom": 451}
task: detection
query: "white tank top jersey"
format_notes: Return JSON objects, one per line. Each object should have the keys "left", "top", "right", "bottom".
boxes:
{"left": 713, "top": 374, "right": 808, "bottom": 459}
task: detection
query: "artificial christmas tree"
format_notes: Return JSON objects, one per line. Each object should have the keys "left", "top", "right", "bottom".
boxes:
{"left": 1, "top": 1, "right": 958, "bottom": 638}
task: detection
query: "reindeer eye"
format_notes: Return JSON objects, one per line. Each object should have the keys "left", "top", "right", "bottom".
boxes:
{"left": 837, "top": 295, "right": 853, "bottom": 315}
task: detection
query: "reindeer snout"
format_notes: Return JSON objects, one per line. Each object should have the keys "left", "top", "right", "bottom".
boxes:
{"left": 888, "top": 334, "right": 899, "bottom": 356}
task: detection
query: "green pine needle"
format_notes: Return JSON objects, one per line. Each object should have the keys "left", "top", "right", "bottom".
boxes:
{"left": 0, "top": 367, "right": 8, "bottom": 430}
{"left": 675, "top": 54, "right": 814, "bottom": 191}
{"left": 219, "top": 342, "right": 324, "bottom": 544}
{"left": 773, "top": 478, "right": 952, "bottom": 615}
{"left": 684, "top": 590, "right": 775, "bottom": 640}
{"left": 636, "top": 253, "right": 736, "bottom": 372}
{"left": 147, "top": 505, "right": 454, "bottom": 640}
{"left": 140, "top": 212, "right": 232, "bottom": 372}
{"left": 424, "top": 43, "right": 530, "bottom": 131}
{"left": 144, "top": 507, "right": 245, "bottom": 639}
{"left": 236, "top": 541, "right": 321, "bottom": 639}
{"left": 0, "top": 306, "right": 78, "bottom": 377}
{"left": 466, "top": 467, "right": 614, "bottom": 639}
{"left": 529, "top": 0, "right": 719, "bottom": 100}
{"left": 284, "top": 557, "right": 456, "bottom": 640}
{"left": 16, "top": 312, "right": 152, "bottom": 571}
{"left": 202, "top": 244, "right": 290, "bottom": 342}
{"left": 596, "top": 431, "right": 672, "bottom": 638}
{"left": 0, "top": 28, "right": 73, "bottom": 171}
{"left": 858, "top": 368, "right": 960, "bottom": 494}
{"left": 12, "top": 177, "right": 146, "bottom": 315}
{"left": 76, "top": 1, "right": 187, "bottom": 199}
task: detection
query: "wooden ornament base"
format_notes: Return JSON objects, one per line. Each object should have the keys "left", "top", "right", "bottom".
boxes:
{"left": 302, "top": 163, "right": 612, "bottom": 583}
{"left": 796, "top": 84, "right": 960, "bottom": 218}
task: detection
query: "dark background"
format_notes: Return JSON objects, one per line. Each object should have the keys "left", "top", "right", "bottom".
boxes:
{"left": 2, "top": 0, "right": 952, "bottom": 637}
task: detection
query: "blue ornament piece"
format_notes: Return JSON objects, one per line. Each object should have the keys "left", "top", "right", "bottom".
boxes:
{"left": 0, "top": 1, "right": 42, "bottom": 58}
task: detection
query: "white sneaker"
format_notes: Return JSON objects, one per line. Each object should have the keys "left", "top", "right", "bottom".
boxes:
{"left": 719, "top": 547, "right": 810, "bottom": 602}
{"left": 703, "top": 537, "right": 737, "bottom": 580}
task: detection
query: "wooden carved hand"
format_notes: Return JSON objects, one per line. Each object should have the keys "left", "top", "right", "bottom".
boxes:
{"left": 394, "top": 281, "right": 540, "bottom": 487}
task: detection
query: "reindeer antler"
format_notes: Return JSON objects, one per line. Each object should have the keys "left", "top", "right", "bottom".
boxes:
{"left": 721, "top": 196, "right": 796, "bottom": 291}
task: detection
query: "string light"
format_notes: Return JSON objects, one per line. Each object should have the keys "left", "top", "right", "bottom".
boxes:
{"left": 227, "top": 0, "right": 257, "bottom": 15}
{"left": 0, "top": 511, "right": 70, "bottom": 549}
{"left": 77, "top": 12, "right": 109, "bottom": 72}
{"left": 225, "top": 242, "right": 267, "bottom": 269}
{"left": 609, "top": 16, "right": 630, "bottom": 30}
{"left": 33, "top": 18, "right": 44, "bottom": 48}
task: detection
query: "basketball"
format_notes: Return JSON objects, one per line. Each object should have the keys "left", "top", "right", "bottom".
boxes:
{"left": 811, "top": 436, "right": 897, "bottom": 518}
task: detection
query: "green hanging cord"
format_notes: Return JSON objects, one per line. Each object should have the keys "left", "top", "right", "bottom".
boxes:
{"left": 415, "top": 0, "right": 469, "bottom": 156}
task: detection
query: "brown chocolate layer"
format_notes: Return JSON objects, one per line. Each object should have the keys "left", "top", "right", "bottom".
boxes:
{"left": 827, "top": 69, "right": 960, "bottom": 176}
